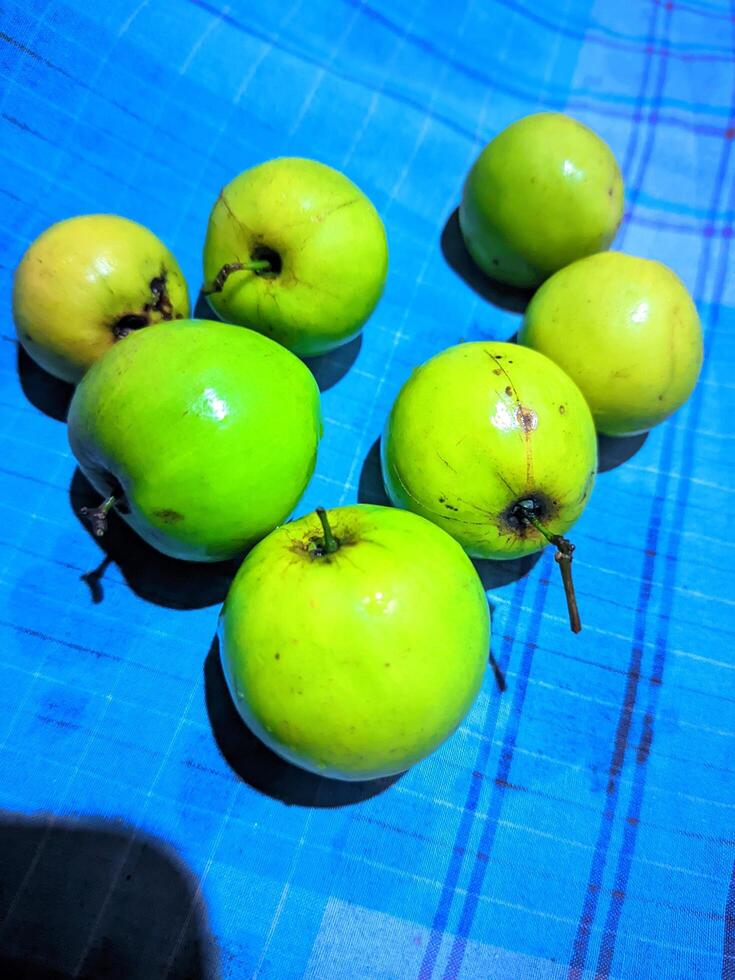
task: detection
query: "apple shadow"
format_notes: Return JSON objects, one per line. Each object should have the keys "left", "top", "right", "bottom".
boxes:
{"left": 204, "top": 639, "right": 403, "bottom": 807}
{"left": 440, "top": 208, "right": 535, "bottom": 314}
{"left": 16, "top": 345, "right": 75, "bottom": 422}
{"left": 303, "top": 332, "right": 363, "bottom": 392}
{"left": 473, "top": 551, "right": 543, "bottom": 591}
{"left": 597, "top": 431, "right": 649, "bottom": 472}
{"left": 193, "top": 290, "right": 363, "bottom": 392}
{"left": 0, "top": 811, "right": 214, "bottom": 979}
{"left": 357, "top": 437, "right": 390, "bottom": 506}
{"left": 69, "top": 469, "right": 239, "bottom": 610}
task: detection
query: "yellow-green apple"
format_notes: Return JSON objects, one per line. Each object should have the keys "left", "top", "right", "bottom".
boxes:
{"left": 459, "top": 113, "right": 623, "bottom": 288}
{"left": 202, "top": 157, "right": 388, "bottom": 356}
{"left": 519, "top": 251, "right": 704, "bottom": 435}
{"left": 13, "top": 214, "right": 189, "bottom": 383}
{"left": 219, "top": 505, "right": 490, "bottom": 780}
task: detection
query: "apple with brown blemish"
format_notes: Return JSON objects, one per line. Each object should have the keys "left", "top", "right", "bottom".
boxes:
{"left": 381, "top": 342, "right": 597, "bottom": 631}
{"left": 13, "top": 214, "right": 189, "bottom": 384}
{"left": 202, "top": 157, "right": 388, "bottom": 356}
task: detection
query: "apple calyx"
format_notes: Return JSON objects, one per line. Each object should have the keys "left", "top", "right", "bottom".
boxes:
{"left": 111, "top": 272, "right": 179, "bottom": 339}
{"left": 511, "top": 499, "right": 582, "bottom": 634}
{"left": 80, "top": 495, "right": 117, "bottom": 538}
{"left": 312, "top": 507, "right": 340, "bottom": 558}
{"left": 204, "top": 247, "right": 281, "bottom": 295}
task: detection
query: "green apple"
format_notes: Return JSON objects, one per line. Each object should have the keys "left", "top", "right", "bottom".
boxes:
{"left": 219, "top": 505, "right": 490, "bottom": 780}
{"left": 519, "top": 251, "right": 704, "bottom": 436}
{"left": 382, "top": 341, "right": 597, "bottom": 560}
{"left": 459, "top": 113, "right": 624, "bottom": 288}
{"left": 202, "top": 157, "right": 388, "bottom": 356}
{"left": 13, "top": 214, "right": 190, "bottom": 384}
{"left": 68, "top": 319, "right": 321, "bottom": 561}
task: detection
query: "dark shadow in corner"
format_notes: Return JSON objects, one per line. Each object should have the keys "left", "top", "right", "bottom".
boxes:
{"left": 440, "top": 208, "right": 535, "bottom": 314}
{"left": 357, "top": 437, "right": 390, "bottom": 507}
{"left": 193, "top": 289, "right": 363, "bottom": 392}
{"left": 17, "top": 345, "right": 74, "bottom": 422}
{"left": 193, "top": 289, "right": 216, "bottom": 320}
{"left": 303, "top": 332, "right": 363, "bottom": 392}
{"left": 70, "top": 469, "right": 238, "bottom": 610}
{"left": 0, "top": 811, "right": 214, "bottom": 980}
{"left": 597, "top": 431, "right": 649, "bottom": 473}
{"left": 473, "top": 549, "right": 543, "bottom": 591}
{"left": 205, "top": 639, "right": 403, "bottom": 808}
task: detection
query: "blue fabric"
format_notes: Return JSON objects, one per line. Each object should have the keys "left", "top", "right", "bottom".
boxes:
{"left": 1, "top": 1, "right": 733, "bottom": 978}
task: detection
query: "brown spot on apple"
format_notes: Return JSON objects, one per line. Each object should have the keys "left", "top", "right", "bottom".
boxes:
{"left": 153, "top": 508, "right": 184, "bottom": 523}
{"left": 515, "top": 405, "right": 538, "bottom": 432}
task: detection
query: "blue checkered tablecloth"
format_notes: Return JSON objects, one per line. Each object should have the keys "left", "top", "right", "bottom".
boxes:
{"left": 1, "top": 2, "right": 734, "bottom": 978}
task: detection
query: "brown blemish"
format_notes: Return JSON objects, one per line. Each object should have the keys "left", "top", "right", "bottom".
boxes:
{"left": 505, "top": 385, "right": 513, "bottom": 396}
{"left": 111, "top": 270, "right": 177, "bottom": 339}
{"left": 153, "top": 508, "right": 184, "bottom": 523}
{"left": 493, "top": 368, "right": 502, "bottom": 376}
{"left": 515, "top": 405, "right": 538, "bottom": 432}
{"left": 274, "top": 653, "right": 281, "bottom": 660}
{"left": 559, "top": 404, "right": 566, "bottom": 414}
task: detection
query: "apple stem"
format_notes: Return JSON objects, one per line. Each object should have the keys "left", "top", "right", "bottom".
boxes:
{"left": 203, "top": 260, "right": 271, "bottom": 295}
{"left": 80, "top": 495, "right": 116, "bottom": 539}
{"left": 517, "top": 505, "right": 582, "bottom": 634}
{"left": 315, "top": 507, "right": 339, "bottom": 556}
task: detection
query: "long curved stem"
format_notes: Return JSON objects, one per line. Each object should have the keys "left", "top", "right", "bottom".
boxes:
{"left": 202, "top": 260, "right": 271, "bottom": 295}
{"left": 515, "top": 502, "right": 581, "bottom": 634}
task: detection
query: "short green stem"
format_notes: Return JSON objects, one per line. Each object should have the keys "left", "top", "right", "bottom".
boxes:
{"left": 80, "top": 495, "right": 116, "bottom": 538}
{"left": 203, "top": 260, "right": 272, "bottom": 295}
{"left": 316, "top": 507, "right": 339, "bottom": 555}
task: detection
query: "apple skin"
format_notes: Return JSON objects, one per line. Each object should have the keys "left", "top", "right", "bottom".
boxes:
{"left": 518, "top": 251, "right": 704, "bottom": 436}
{"left": 67, "top": 319, "right": 321, "bottom": 562}
{"left": 218, "top": 505, "right": 490, "bottom": 781}
{"left": 381, "top": 342, "right": 597, "bottom": 560}
{"left": 13, "top": 214, "right": 190, "bottom": 384}
{"left": 459, "top": 113, "right": 623, "bottom": 288}
{"left": 202, "top": 157, "right": 388, "bottom": 356}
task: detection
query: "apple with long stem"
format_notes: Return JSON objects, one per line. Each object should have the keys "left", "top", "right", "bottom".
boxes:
{"left": 218, "top": 505, "right": 490, "bottom": 780}
{"left": 202, "top": 157, "right": 388, "bottom": 356}
{"left": 519, "top": 251, "right": 704, "bottom": 435}
{"left": 13, "top": 214, "right": 189, "bottom": 383}
{"left": 381, "top": 342, "right": 597, "bottom": 631}
{"left": 68, "top": 319, "right": 321, "bottom": 561}
{"left": 459, "top": 113, "right": 623, "bottom": 288}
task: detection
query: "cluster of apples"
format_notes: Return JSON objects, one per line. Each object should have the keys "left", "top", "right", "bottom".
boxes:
{"left": 12, "top": 113, "right": 703, "bottom": 783}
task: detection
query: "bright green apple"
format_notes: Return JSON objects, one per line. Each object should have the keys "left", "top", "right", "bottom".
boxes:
{"left": 459, "top": 113, "right": 624, "bottom": 288}
{"left": 13, "top": 214, "right": 190, "bottom": 384}
{"left": 68, "top": 319, "right": 321, "bottom": 561}
{"left": 519, "top": 251, "right": 704, "bottom": 436}
{"left": 381, "top": 342, "right": 597, "bottom": 560}
{"left": 202, "top": 157, "right": 388, "bottom": 356}
{"left": 219, "top": 504, "right": 490, "bottom": 780}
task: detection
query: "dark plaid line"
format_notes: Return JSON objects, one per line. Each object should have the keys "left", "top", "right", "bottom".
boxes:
{"left": 571, "top": 4, "right": 735, "bottom": 974}
{"left": 594, "top": 69, "right": 735, "bottom": 972}
{"left": 181, "top": 0, "right": 735, "bottom": 157}
{"left": 423, "top": 1, "right": 667, "bottom": 969}
{"left": 348, "top": 0, "right": 732, "bottom": 63}
{"left": 441, "top": 557, "right": 555, "bottom": 978}
{"left": 566, "top": 3, "right": 673, "bottom": 974}
{"left": 567, "top": 102, "right": 730, "bottom": 140}
{"left": 416, "top": 575, "right": 531, "bottom": 979}
{"left": 619, "top": 23, "right": 674, "bottom": 243}
{"left": 724, "top": 858, "right": 735, "bottom": 979}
